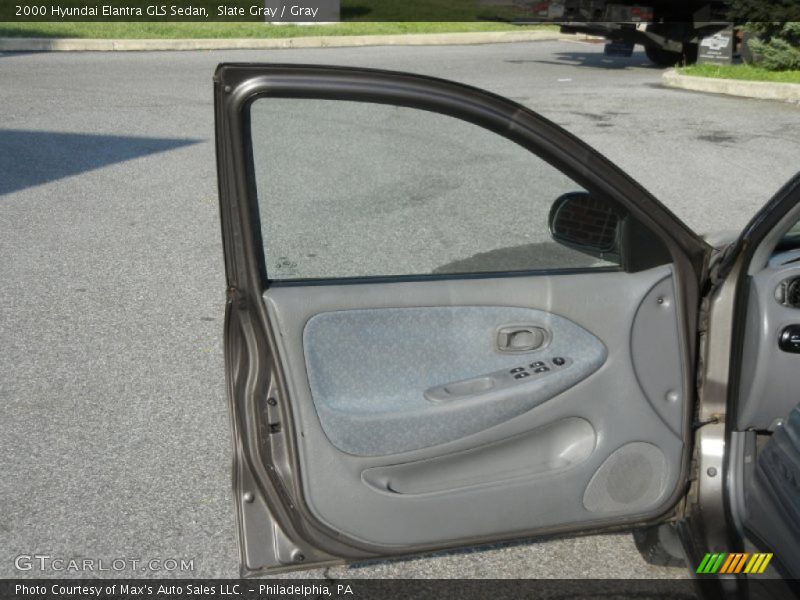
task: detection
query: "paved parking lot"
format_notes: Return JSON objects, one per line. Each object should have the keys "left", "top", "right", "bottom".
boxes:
{"left": 1, "top": 39, "right": 798, "bottom": 580}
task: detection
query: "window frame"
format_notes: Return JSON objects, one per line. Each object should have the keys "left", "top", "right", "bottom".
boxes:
{"left": 246, "top": 97, "right": 623, "bottom": 284}
{"left": 232, "top": 65, "right": 702, "bottom": 289}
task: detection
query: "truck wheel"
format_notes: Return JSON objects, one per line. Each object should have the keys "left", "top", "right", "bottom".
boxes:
{"left": 683, "top": 43, "right": 699, "bottom": 65}
{"left": 645, "top": 45, "right": 683, "bottom": 66}
{"left": 645, "top": 43, "right": 699, "bottom": 67}
{"left": 633, "top": 524, "right": 686, "bottom": 567}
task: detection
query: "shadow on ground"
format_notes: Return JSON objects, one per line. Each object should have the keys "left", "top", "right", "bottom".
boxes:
{"left": 508, "top": 50, "right": 659, "bottom": 70}
{"left": 0, "top": 129, "right": 200, "bottom": 195}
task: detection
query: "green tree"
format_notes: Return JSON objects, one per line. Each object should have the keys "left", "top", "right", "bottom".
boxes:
{"left": 747, "top": 22, "right": 800, "bottom": 70}
{"left": 728, "top": 0, "right": 800, "bottom": 71}
{"left": 729, "top": 0, "right": 799, "bottom": 24}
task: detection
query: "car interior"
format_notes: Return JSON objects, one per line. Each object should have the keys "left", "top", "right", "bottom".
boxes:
{"left": 733, "top": 215, "right": 800, "bottom": 579}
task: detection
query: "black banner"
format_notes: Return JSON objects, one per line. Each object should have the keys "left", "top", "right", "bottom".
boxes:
{"left": 1, "top": 579, "right": 705, "bottom": 600}
{"left": 4, "top": 579, "right": 800, "bottom": 600}
{"left": 4, "top": 1, "right": 340, "bottom": 22}
{"left": 2, "top": 0, "right": 799, "bottom": 23}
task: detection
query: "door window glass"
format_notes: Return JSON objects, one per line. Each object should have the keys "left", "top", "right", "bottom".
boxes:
{"left": 249, "top": 98, "right": 615, "bottom": 280}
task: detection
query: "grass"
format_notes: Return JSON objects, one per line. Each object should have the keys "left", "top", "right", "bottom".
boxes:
{"left": 679, "top": 63, "right": 800, "bottom": 84}
{"left": 0, "top": 21, "right": 556, "bottom": 39}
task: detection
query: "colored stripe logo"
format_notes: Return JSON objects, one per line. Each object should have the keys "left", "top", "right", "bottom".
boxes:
{"left": 696, "top": 552, "right": 773, "bottom": 574}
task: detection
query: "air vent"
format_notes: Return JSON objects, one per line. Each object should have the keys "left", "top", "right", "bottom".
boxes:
{"left": 776, "top": 278, "right": 800, "bottom": 308}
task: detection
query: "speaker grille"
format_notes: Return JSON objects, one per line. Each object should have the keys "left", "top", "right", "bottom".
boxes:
{"left": 583, "top": 443, "right": 667, "bottom": 513}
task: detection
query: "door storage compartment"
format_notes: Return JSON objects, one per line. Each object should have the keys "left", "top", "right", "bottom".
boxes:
{"left": 362, "top": 417, "right": 595, "bottom": 495}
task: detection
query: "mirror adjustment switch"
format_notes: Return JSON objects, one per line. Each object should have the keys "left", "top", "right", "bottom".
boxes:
{"left": 779, "top": 325, "right": 800, "bottom": 353}
{"left": 552, "top": 357, "right": 566, "bottom": 366}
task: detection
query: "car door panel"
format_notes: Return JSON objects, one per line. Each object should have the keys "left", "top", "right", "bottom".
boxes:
{"left": 214, "top": 63, "right": 710, "bottom": 574}
{"left": 302, "top": 305, "right": 607, "bottom": 456}
{"left": 263, "top": 265, "right": 685, "bottom": 548}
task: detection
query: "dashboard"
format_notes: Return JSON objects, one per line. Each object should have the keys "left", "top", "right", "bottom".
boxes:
{"left": 737, "top": 249, "right": 800, "bottom": 430}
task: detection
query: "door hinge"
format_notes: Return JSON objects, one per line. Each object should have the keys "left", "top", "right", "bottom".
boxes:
{"left": 705, "top": 241, "right": 741, "bottom": 294}
{"left": 692, "top": 415, "right": 721, "bottom": 430}
{"left": 697, "top": 244, "right": 734, "bottom": 336}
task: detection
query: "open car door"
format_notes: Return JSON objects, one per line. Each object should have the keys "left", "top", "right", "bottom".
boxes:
{"left": 213, "top": 64, "right": 711, "bottom": 576}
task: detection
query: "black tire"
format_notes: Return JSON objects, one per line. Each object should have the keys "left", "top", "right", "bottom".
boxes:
{"left": 644, "top": 21, "right": 699, "bottom": 67}
{"left": 683, "top": 42, "right": 699, "bottom": 65}
{"left": 633, "top": 525, "right": 686, "bottom": 568}
{"left": 645, "top": 45, "right": 683, "bottom": 67}
{"left": 645, "top": 44, "right": 698, "bottom": 67}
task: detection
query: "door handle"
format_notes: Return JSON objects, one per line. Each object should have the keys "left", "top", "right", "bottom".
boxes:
{"left": 496, "top": 325, "right": 547, "bottom": 353}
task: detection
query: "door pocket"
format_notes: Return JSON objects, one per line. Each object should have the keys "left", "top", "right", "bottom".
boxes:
{"left": 362, "top": 417, "right": 595, "bottom": 495}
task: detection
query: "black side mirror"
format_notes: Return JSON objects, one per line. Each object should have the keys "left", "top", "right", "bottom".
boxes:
{"left": 548, "top": 192, "right": 622, "bottom": 262}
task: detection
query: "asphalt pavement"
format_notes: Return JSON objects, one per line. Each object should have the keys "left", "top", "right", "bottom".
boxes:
{"left": 1, "top": 39, "right": 799, "bottom": 580}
